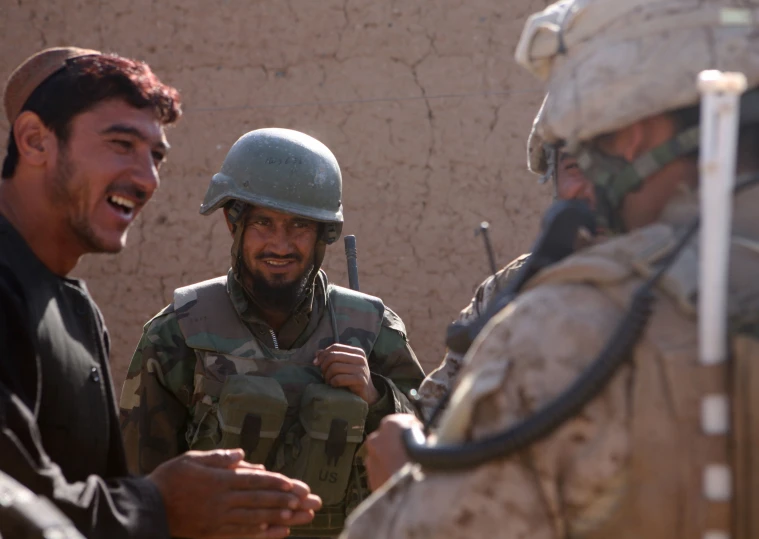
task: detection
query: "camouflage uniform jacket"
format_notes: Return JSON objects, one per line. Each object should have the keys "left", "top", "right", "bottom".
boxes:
{"left": 119, "top": 269, "right": 425, "bottom": 474}
{"left": 340, "top": 191, "right": 759, "bottom": 539}
{"left": 416, "top": 254, "right": 530, "bottom": 422}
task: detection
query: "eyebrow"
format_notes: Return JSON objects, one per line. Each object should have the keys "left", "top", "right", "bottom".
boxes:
{"left": 100, "top": 124, "right": 170, "bottom": 153}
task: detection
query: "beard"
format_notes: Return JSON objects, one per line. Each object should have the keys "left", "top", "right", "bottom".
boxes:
{"left": 50, "top": 147, "right": 122, "bottom": 254}
{"left": 243, "top": 258, "right": 315, "bottom": 314}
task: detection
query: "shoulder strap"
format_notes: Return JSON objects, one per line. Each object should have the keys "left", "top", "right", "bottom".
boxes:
{"left": 326, "top": 284, "right": 385, "bottom": 356}
{"left": 526, "top": 222, "right": 698, "bottom": 316}
{"left": 173, "top": 275, "right": 255, "bottom": 354}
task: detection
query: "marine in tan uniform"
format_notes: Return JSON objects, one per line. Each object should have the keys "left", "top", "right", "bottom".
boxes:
{"left": 363, "top": 100, "right": 597, "bottom": 490}
{"left": 342, "top": 0, "right": 759, "bottom": 537}
{"left": 416, "top": 97, "right": 595, "bottom": 422}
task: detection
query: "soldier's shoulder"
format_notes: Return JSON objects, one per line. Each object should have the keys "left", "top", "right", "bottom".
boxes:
{"left": 527, "top": 222, "right": 680, "bottom": 292}
{"left": 142, "top": 302, "right": 181, "bottom": 337}
{"left": 437, "top": 282, "right": 623, "bottom": 445}
{"left": 380, "top": 305, "right": 407, "bottom": 337}
{"left": 491, "top": 253, "right": 531, "bottom": 290}
{"left": 470, "top": 253, "right": 531, "bottom": 315}
{"left": 328, "top": 284, "right": 384, "bottom": 312}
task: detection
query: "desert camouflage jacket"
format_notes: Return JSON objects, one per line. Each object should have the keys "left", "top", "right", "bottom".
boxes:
{"left": 416, "top": 254, "right": 530, "bottom": 422}
{"left": 119, "top": 269, "right": 425, "bottom": 474}
{"left": 341, "top": 192, "right": 759, "bottom": 539}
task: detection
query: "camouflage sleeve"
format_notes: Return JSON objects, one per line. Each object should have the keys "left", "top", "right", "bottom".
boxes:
{"left": 118, "top": 307, "right": 196, "bottom": 475}
{"left": 416, "top": 253, "right": 531, "bottom": 422}
{"left": 341, "top": 282, "right": 630, "bottom": 539}
{"left": 366, "top": 307, "right": 426, "bottom": 431}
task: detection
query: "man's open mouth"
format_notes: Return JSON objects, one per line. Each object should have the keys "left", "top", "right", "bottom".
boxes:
{"left": 107, "top": 195, "right": 136, "bottom": 216}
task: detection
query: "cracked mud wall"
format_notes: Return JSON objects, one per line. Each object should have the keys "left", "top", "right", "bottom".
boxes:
{"left": 0, "top": 0, "right": 553, "bottom": 389}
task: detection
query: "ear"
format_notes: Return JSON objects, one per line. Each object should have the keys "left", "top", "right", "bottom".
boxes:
{"left": 13, "top": 111, "right": 55, "bottom": 168}
{"left": 222, "top": 207, "right": 235, "bottom": 234}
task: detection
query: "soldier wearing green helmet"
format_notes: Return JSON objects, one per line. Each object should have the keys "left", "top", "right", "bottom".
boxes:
{"left": 119, "top": 128, "right": 425, "bottom": 538}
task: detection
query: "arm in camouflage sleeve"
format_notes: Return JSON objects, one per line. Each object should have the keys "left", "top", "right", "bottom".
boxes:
{"left": 416, "top": 254, "right": 531, "bottom": 422}
{"left": 365, "top": 307, "right": 426, "bottom": 432}
{"left": 340, "top": 282, "right": 631, "bottom": 539}
{"left": 119, "top": 307, "right": 196, "bottom": 475}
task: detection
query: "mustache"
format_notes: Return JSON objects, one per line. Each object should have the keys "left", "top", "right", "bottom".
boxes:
{"left": 105, "top": 182, "right": 149, "bottom": 203}
{"left": 256, "top": 252, "right": 302, "bottom": 262}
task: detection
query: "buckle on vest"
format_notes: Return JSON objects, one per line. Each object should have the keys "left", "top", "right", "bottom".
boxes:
{"left": 241, "top": 413, "right": 263, "bottom": 454}
{"left": 325, "top": 418, "right": 348, "bottom": 466}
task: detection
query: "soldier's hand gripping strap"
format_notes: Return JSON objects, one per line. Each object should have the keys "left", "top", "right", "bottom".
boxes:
{"left": 403, "top": 173, "right": 759, "bottom": 471}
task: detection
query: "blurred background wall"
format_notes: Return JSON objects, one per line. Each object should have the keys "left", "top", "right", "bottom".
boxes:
{"left": 0, "top": 0, "right": 552, "bottom": 389}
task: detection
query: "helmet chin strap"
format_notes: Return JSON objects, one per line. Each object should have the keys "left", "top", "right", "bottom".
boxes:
{"left": 572, "top": 125, "right": 700, "bottom": 234}
{"left": 227, "top": 200, "right": 249, "bottom": 279}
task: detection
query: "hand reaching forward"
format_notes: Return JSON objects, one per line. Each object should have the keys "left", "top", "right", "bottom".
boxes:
{"left": 364, "top": 414, "right": 422, "bottom": 491}
{"left": 314, "top": 343, "right": 379, "bottom": 405}
{"left": 149, "top": 449, "right": 322, "bottom": 539}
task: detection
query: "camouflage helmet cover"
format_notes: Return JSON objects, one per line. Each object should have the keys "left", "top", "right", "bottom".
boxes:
{"left": 516, "top": 0, "right": 759, "bottom": 146}
{"left": 201, "top": 127, "right": 344, "bottom": 243}
{"left": 527, "top": 93, "right": 550, "bottom": 177}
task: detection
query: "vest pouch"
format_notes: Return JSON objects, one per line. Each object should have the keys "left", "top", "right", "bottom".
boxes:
{"left": 281, "top": 383, "right": 368, "bottom": 506}
{"left": 187, "top": 395, "right": 222, "bottom": 451}
{"left": 218, "top": 374, "right": 288, "bottom": 464}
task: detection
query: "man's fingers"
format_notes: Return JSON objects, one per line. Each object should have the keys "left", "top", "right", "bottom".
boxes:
{"left": 227, "top": 469, "right": 295, "bottom": 492}
{"left": 224, "top": 490, "right": 305, "bottom": 510}
{"left": 327, "top": 374, "right": 357, "bottom": 389}
{"left": 317, "top": 351, "right": 366, "bottom": 373}
{"left": 314, "top": 344, "right": 366, "bottom": 366}
{"left": 323, "top": 361, "right": 361, "bottom": 383}
{"left": 234, "top": 460, "right": 266, "bottom": 471}
{"left": 379, "top": 413, "right": 423, "bottom": 431}
{"left": 287, "top": 479, "right": 314, "bottom": 500}
{"left": 220, "top": 507, "right": 317, "bottom": 528}
{"left": 184, "top": 449, "right": 245, "bottom": 469}
{"left": 321, "top": 343, "right": 365, "bottom": 354}
{"left": 298, "top": 494, "right": 323, "bottom": 512}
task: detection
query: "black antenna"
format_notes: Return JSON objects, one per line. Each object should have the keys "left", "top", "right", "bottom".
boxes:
{"left": 475, "top": 222, "right": 499, "bottom": 290}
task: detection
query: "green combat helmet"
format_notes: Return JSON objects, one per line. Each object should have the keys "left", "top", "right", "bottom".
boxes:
{"left": 200, "top": 127, "right": 344, "bottom": 274}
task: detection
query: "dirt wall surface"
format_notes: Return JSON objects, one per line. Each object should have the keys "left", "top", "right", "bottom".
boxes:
{"left": 0, "top": 0, "right": 552, "bottom": 389}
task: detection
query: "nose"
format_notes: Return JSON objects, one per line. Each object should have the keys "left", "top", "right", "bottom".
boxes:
{"left": 131, "top": 150, "right": 160, "bottom": 200}
{"left": 265, "top": 224, "right": 293, "bottom": 255}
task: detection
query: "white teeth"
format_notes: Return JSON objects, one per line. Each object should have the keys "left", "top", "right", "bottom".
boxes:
{"left": 266, "top": 260, "right": 289, "bottom": 266}
{"left": 108, "top": 195, "right": 136, "bottom": 210}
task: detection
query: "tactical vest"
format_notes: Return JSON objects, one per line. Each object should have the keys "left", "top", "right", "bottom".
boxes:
{"left": 516, "top": 223, "right": 759, "bottom": 539}
{"left": 174, "top": 275, "right": 385, "bottom": 537}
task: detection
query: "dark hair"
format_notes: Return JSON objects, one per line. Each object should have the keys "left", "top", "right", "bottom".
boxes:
{"left": 2, "top": 54, "right": 182, "bottom": 179}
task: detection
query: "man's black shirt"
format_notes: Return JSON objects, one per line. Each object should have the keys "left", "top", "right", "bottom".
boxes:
{"left": 0, "top": 214, "right": 168, "bottom": 538}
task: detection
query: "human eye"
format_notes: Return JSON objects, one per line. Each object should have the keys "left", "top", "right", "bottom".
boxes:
{"left": 111, "top": 139, "right": 134, "bottom": 152}
{"left": 151, "top": 150, "right": 166, "bottom": 164}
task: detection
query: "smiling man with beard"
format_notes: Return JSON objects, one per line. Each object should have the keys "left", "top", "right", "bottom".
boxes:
{"left": 120, "top": 127, "right": 425, "bottom": 538}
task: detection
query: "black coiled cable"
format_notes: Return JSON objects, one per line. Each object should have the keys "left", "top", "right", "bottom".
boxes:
{"left": 404, "top": 173, "right": 759, "bottom": 470}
